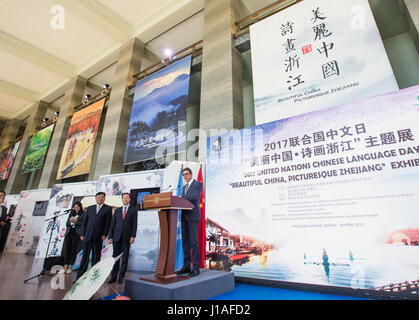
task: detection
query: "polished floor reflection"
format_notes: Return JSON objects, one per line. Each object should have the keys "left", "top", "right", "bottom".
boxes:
{"left": 0, "top": 252, "right": 128, "bottom": 300}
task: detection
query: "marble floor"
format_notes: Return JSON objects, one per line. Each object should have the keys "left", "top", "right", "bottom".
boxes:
{"left": 0, "top": 252, "right": 130, "bottom": 300}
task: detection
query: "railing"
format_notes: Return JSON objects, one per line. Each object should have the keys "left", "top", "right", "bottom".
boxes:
{"left": 375, "top": 279, "right": 419, "bottom": 294}
{"left": 234, "top": 0, "right": 302, "bottom": 38}
{"left": 128, "top": 40, "right": 203, "bottom": 89}
{"left": 27, "top": 0, "right": 304, "bottom": 136}
{"left": 129, "top": 0, "right": 302, "bottom": 88}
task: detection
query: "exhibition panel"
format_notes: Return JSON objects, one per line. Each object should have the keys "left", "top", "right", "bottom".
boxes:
{"left": 0, "top": 0, "right": 417, "bottom": 303}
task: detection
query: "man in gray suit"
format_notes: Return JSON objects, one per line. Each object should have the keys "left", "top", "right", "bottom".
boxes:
{"left": 176, "top": 167, "right": 203, "bottom": 277}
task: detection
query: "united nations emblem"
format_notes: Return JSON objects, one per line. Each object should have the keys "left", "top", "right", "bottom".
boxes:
{"left": 212, "top": 137, "right": 222, "bottom": 152}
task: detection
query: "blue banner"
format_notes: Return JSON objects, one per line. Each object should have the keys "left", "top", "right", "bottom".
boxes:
{"left": 175, "top": 168, "right": 184, "bottom": 271}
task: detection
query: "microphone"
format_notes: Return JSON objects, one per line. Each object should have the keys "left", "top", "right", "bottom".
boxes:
{"left": 63, "top": 208, "right": 73, "bottom": 213}
{"left": 171, "top": 184, "right": 181, "bottom": 192}
{"left": 160, "top": 184, "right": 172, "bottom": 192}
{"left": 168, "top": 184, "right": 182, "bottom": 192}
{"left": 160, "top": 184, "right": 182, "bottom": 193}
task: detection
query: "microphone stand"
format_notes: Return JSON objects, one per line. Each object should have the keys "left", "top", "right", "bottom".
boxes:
{"left": 161, "top": 184, "right": 182, "bottom": 192}
{"left": 24, "top": 211, "right": 71, "bottom": 283}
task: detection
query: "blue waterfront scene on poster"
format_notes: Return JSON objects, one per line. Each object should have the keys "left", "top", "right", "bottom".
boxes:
{"left": 205, "top": 85, "right": 419, "bottom": 290}
{"left": 124, "top": 55, "right": 191, "bottom": 164}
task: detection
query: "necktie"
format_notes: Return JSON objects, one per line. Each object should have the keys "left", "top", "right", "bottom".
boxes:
{"left": 184, "top": 183, "right": 189, "bottom": 195}
{"left": 123, "top": 206, "right": 127, "bottom": 220}
{"left": 96, "top": 205, "right": 101, "bottom": 214}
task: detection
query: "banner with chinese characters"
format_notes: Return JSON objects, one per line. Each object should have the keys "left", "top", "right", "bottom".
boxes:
{"left": 4, "top": 189, "right": 51, "bottom": 255}
{"left": 124, "top": 55, "right": 190, "bottom": 165}
{"left": 250, "top": 0, "right": 398, "bottom": 125}
{"left": 56, "top": 99, "right": 105, "bottom": 180}
{"left": 206, "top": 85, "right": 419, "bottom": 292}
{"left": 35, "top": 181, "right": 99, "bottom": 259}
{"left": 0, "top": 141, "right": 21, "bottom": 180}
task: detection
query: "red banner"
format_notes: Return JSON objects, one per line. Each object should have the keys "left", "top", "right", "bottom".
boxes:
{"left": 197, "top": 166, "right": 206, "bottom": 268}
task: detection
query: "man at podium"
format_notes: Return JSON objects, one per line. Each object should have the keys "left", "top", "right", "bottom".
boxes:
{"left": 176, "top": 167, "right": 203, "bottom": 277}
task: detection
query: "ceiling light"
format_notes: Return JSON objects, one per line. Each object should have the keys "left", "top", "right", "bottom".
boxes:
{"left": 102, "top": 84, "right": 111, "bottom": 95}
{"left": 164, "top": 49, "right": 173, "bottom": 58}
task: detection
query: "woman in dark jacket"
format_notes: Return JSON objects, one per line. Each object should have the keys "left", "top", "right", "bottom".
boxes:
{"left": 63, "top": 202, "right": 84, "bottom": 274}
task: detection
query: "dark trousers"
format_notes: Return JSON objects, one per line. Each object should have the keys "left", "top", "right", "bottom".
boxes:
{"left": 181, "top": 220, "right": 200, "bottom": 270}
{"left": 111, "top": 241, "right": 131, "bottom": 280}
{"left": 76, "top": 240, "right": 102, "bottom": 279}
{"left": 63, "top": 230, "right": 80, "bottom": 265}
{"left": 0, "top": 224, "right": 10, "bottom": 252}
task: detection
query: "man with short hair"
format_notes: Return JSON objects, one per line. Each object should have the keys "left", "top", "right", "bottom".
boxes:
{"left": 0, "top": 191, "right": 7, "bottom": 227}
{"left": 76, "top": 192, "right": 112, "bottom": 280}
{"left": 108, "top": 193, "right": 137, "bottom": 284}
{"left": 0, "top": 191, "right": 8, "bottom": 252}
{"left": 176, "top": 167, "right": 203, "bottom": 277}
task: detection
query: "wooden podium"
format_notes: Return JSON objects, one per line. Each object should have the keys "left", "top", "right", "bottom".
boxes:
{"left": 140, "top": 192, "right": 194, "bottom": 284}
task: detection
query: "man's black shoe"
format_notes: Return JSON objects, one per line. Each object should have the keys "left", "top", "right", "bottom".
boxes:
{"left": 118, "top": 278, "right": 124, "bottom": 284}
{"left": 175, "top": 266, "right": 191, "bottom": 274}
{"left": 108, "top": 277, "right": 117, "bottom": 284}
{"left": 188, "top": 269, "right": 200, "bottom": 277}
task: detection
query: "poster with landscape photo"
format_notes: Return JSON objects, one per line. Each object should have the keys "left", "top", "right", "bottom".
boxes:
{"left": 0, "top": 140, "right": 21, "bottom": 180}
{"left": 123, "top": 55, "right": 191, "bottom": 164}
{"left": 56, "top": 99, "right": 105, "bottom": 179}
{"left": 21, "top": 124, "right": 55, "bottom": 174}
{"left": 206, "top": 85, "right": 419, "bottom": 293}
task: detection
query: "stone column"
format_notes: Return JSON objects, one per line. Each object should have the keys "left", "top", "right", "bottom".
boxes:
{"left": 5, "top": 101, "right": 49, "bottom": 194}
{"left": 0, "top": 120, "right": 5, "bottom": 137}
{"left": 0, "top": 119, "right": 25, "bottom": 150}
{"left": 38, "top": 76, "right": 87, "bottom": 188}
{"left": 199, "top": 0, "right": 245, "bottom": 161}
{"left": 184, "top": 71, "right": 201, "bottom": 162}
{"left": 93, "top": 38, "right": 144, "bottom": 180}
{"left": 399, "top": 0, "right": 419, "bottom": 51}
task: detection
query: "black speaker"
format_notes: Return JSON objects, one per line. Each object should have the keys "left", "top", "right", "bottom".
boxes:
{"left": 43, "top": 256, "right": 64, "bottom": 270}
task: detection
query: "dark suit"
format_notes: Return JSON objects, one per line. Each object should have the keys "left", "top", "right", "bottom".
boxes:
{"left": 0, "top": 206, "right": 7, "bottom": 223}
{"left": 0, "top": 206, "right": 9, "bottom": 252}
{"left": 181, "top": 179, "right": 203, "bottom": 271}
{"left": 62, "top": 210, "right": 84, "bottom": 265}
{"left": 64, "top": 210, "right": 83, "bottom": 237}
{"left": 109, "top": 205, "right": 137, "bottom": 280}
{"left": 76, "top": 203, "right": 112, "bottom": 279}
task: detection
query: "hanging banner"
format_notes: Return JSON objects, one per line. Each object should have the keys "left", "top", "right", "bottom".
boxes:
{"left": 0, "top": 140, "right": 21, "bottom": 180}
{"left": 21, "top": 124, "right": 55, "bottom": 174}
{"left": 56, "top": 99, "right": 105, "bottom": 179}
{"left": 250, "top": 0, "right": 399, "bottom": 125}
{"left": 206, "top": 85, "right": 419, "bottom": 291}
{"left": 123, "top": 55, "right": 191, "bottom": 165}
